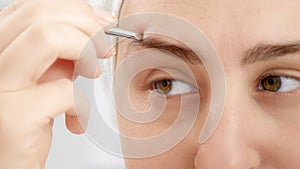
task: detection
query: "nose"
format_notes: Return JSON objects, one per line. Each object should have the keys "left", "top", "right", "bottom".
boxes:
{"left": 194, "top": 86, "right": 262, "bottom": 169}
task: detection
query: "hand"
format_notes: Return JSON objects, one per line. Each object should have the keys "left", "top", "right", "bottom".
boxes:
{"left": 0, "top": 0, "right": 114, "bottom": 168}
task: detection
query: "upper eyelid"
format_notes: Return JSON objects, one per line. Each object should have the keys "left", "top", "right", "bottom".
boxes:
{"left": 145, "top": 68, "right": 196, "bottom": 86}
{"left": 256, "top": 69, "right": 300, "bottom": 85}
{"left": 147, "top": 76, "right": 199, "bottom": 92}
{"left": 150, "top": 79, "right": 199, "bottom": 97}
{"left": 257, "top": 73, "right": 300, "bottom": 84}
{"left": 147, "top": 78, "right": 174, "bottom": 90}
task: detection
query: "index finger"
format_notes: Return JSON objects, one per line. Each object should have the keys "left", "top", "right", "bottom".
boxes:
{"left": 0, "top": 22, "right": 104, "bottom": 91}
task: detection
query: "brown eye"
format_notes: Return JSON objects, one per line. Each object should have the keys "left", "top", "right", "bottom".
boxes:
{"left": 261, "top": 76, "right": 282, "bottom": 92}
{"left": 154, "top": 80, "right": 172, "bottom": 94}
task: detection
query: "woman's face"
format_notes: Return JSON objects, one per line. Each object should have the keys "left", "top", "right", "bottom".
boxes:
{"left": 115, "top": 0, "right": 300, "bottom": 168}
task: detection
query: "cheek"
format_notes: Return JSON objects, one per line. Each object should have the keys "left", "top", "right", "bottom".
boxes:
{"left": 253, "top": 95, "right": 300, "bottom": 167}
{"left": 264, "top": 121, "right": 300, "bottom": 168}
{"left": 118, "top": 113, "right": 202, "bottom": 169}
{"left": 117, "top": 93, "right": 210, "bottom": 168}
{"left": 116, "top": 98, "right": 181, "bottom": 138}
{"left": 117, "top": 112, "right": 198, "bottom": 169}
{"left": 255, "top": 92, "right": 300, "bottom": 115}
{"left": 123, "top": 143, "right": 198, "bottom": 169}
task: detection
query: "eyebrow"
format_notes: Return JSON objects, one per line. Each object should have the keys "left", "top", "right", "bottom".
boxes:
{"left": 243, "top": 42, "right": 300, "bottom": 64}
{"left": 127, "top": 37, "right": 202, "bottom": 64}
{"left": 127, "top": 38, "right": 300, "bottom": 65}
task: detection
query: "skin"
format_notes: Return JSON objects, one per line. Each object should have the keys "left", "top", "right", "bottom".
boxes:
{"left": 117, "top": 0, "right": 300, "bottom": 169}
{"left": 1, "top": 0, "right": 300, "bottom": 169}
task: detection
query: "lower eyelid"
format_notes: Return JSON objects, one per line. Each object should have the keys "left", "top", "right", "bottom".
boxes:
{"left": 262, "top": 88, "right": 300, "bottom": 98}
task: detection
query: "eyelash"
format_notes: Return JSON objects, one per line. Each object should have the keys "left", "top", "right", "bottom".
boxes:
{"left": 147, "top": 72, "right": 300, "bottom": 97}
{"left": 255, "top": 72, "right": 300, "bottom": 94}
{"left": 147, "top": 78, "right": 199, "bottom": 97}
{"left": 148, "top": 78, "right": 174, "bottom": 90}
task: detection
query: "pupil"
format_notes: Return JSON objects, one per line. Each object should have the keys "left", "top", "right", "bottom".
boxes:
{"left": 162, "top": 80, "right": 168, "bottom": 87}
{"left": 268, "top": 78, "right": 275, "bottom": 85}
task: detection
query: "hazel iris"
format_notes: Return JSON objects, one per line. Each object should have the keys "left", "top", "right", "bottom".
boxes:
{"left": 261, "top": 76, "right": 282, "bottom": 92}
{"left": 154, "top": 80, "right": 172, "bottom": 94}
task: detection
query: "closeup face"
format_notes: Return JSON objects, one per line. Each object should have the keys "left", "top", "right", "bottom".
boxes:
{"left": 114, "top": 0, "right": 300, "bottom": 168}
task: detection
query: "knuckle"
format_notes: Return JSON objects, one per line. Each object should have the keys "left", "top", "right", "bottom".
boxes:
{"left": 6, "top": 0, "right": 31, "bottom": 14}
{"left": 26, "top": 23, "right": 57, "bottom": 49}
{"left": 27, "top": 23, "right": 48, "bottom": 42}
{"left": 8, "top": 0, "right": 25, "bottom": 12}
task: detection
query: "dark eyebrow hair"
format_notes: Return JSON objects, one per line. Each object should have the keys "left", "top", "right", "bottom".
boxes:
{"left": 127, "top": 37, "right": 202, "bottom": 64}
{"left": 243, "top": 42, "right": 300, "bottom": 64}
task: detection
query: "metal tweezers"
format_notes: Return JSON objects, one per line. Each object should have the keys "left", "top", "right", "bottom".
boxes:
{"left": 104, "top": 27, "right": 143, "bottom": 41}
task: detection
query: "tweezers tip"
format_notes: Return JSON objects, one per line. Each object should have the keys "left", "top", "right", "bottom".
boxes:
{"left": 104, "top": 27, "right": 143, "bottom": 41}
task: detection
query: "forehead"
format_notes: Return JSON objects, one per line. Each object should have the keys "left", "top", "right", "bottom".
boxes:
{"left": 121, "top": 0, "right": 300, "bottom": 24}
{"left": 120, "top": 0, "right": 300, "bottom": 50}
